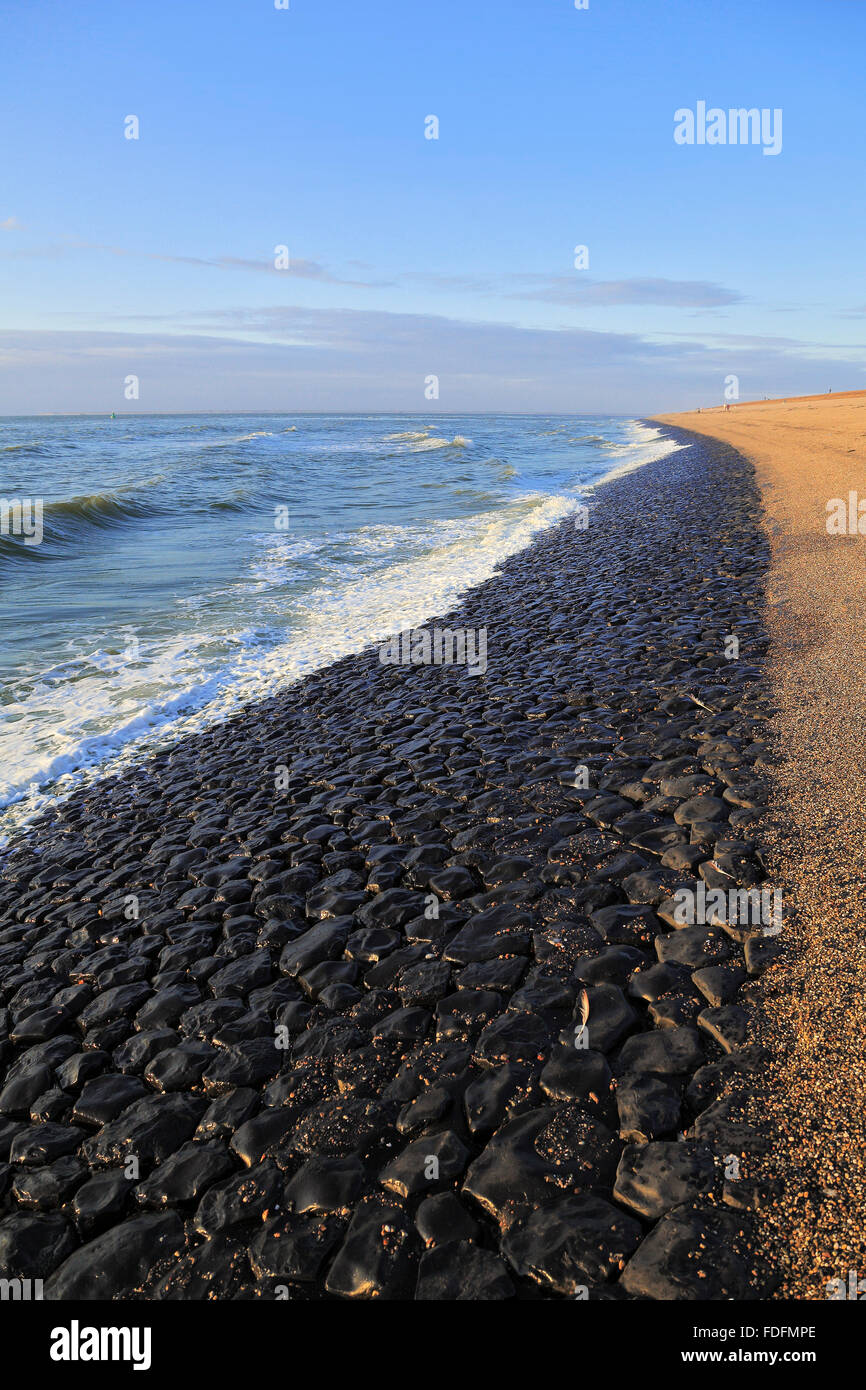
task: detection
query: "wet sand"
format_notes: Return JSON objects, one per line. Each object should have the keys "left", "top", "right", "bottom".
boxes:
{"left": 654, "top": 393, "right": 866, "bottom": 1298}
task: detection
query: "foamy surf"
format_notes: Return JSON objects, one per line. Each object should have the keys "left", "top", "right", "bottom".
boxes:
{"left": 0, "top": 413, "right": 683, "bottom": 842}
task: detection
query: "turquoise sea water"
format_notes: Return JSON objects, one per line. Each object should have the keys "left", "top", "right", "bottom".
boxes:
{"left": 0, "top": 412, "right": 682, "bottom": 840}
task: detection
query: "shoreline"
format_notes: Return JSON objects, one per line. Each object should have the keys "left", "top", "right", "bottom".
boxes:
{"left": 0, "top": 417, "right": 676, "bottom": 848}
{"left": 0, "top": 430, "right": 781, "bottom": 1300}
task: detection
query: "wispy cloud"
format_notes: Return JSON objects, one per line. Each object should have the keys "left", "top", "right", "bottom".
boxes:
{"left": 402, "top": 271, "right": 743, "bottom": 309}
{"left": 1, "top": 308, "right": 863, "bottom": 415}
{"left": 0, "top": 235, "right": 390, "bottom": 287}
{"left": 505, "top": 275, "right": 743, "bottom": 308}
{"left": 0, "top": 216, "right": 23, "bottom": 230}
{"left": 1, "top": 232, "right": 741, "bottom": 309}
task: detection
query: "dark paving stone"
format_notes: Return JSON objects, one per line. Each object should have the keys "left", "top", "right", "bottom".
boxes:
{"left": 613, "top": 1140, "right": 717, "bottom": 1220}
{"left": 415, "top": 1241, "right": 514, "bottom": 1299}
{"left": 44, "top": 1211, "right": 184, "bottom": 1299}
{"left": 503, "top": 1193, "right": 642, "bottom": 1292}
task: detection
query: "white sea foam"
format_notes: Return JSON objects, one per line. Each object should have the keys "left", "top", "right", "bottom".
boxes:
{"left": 384, "top": 431, "right": 471, "bottom": 451}
{"left": 0, "top": 419, "right": 683, "bottom": 841}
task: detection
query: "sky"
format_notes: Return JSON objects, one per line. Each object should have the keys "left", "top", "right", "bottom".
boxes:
{"left": 1, "top": 0, "right": 865, "bottom": 414}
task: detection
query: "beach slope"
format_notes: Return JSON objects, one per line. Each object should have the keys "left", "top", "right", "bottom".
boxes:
{"left": 654, "top": 393, "right": 866, "bottom": 1297}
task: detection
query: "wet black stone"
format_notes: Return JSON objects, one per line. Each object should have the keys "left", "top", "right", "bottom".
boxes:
{"left": 285, "top": 1155, "right": 365, "bottom": 1214}
{"left": 620, "top": 1202, "right": 752, "bottom": 1300}
{"left": 396, "top": 1083, "right": 453, "bottom": 1137}
{"left": 396, "top": 961, "right": 452, "bottom": 1009}
{"left": 373, "top": 1006, "right": 431, "bottom": 1042}
{"left": 344, "top": 927, "right": 401, "bottom": 963}
{"left": 570, "top": 983, "right": 637, "bottom": 1055}
{"left": 539, "top": 1047, "right": 614, "bottom": 1114}
{"left": 208, "top": 952, "right": 274, "bottom": 998}
{"left": 145, "top": 1041, "right": 216, "bottom": 1092}
{"left": 474, "top": 1011, "right": 550, "bottom": 1067}
{"left": 202, "top": 1038, "right": 284, "bottom": 1094}
{"left": 292, "top": 1096, "right": 388, "bottom": 1159}
{"left": 380, "top": 1129, "right": 470, "bottom": 1198}
{"left": 435, "top": 989, "right": 502, "bottom": 1042}
{"left": 29, "top": 1088, "right": 74, "bottom": 1123}
{"left": 135, "top": 1139, "right": 235, "bottom": 1208}
{"left": 195, "top": 1087, "right": 260, "bottom": 1141}
{"left": 744, "top": 934, "right": 783, "bottom": 975}
{"left": 572, "top": 945, "right": 649, "bottom": 987}
{"left": 279, "top": 919, "right": 353, "bottom": 978}
{"left": 194, "top": 1160, "right": 283, "bottom": 1237}
{"left": 230, "top": 1107, "right": 299, "bottom": 1166}
{"left": 590, "top": 903, "right": 660, "bottom": 950}
{"left": 414, "top": 1191, "right": 479, "bottom": 1247}
{"left": 11, "top": 1154, "right": 87, "bottom": 1211}
{"left": 78, "top": 983, "right": 152, "bottom": 1031}
{"left": 428, "top": 866, "right": 478, "bottom": 899}
{"left": 443, "top": 906, "right": 532, "bottom": 965}
{"left": 0, "top": 1118, "right": 25, "bottom": 1161}
{"left": 463, "top": 1063, "right": 536, "bottom": 1136}
{"left": 10, "top": 1122, "right": 85, "bottom": 1166}
{"left": 689, "top": 1094, "right": 765, "bottom": 1153}
{"left": 363, "top": 943, "right": 432, "bottom": 990}
{"left": 613, "top": 1141, "right": 717, "bottom": 1220}
{"left": 150, "top": 1233, "right": 251, "bottom": 1300}
{"left": 248, "top": 1210, "right": 345, "bottom": 1281}
{"left": 455, "top": 957, "right": 527, "bottom": 993}
{"left": 627, "top": 961, "right": 692, "bottom": 1004}
{"left": 415, "top": 1240, "right": 514, "bottom": 1299}
{"left": 698, "top": 1005, "right": 750, "bottom": 1052}
{"left": 71, "top": 1073, "right": 149, "bottom": 1127}
{"left": 114, "top": 1028, "right": 179, "bottom": 1074}
{"left": 82, "top": 1092, "right": 207, "bottom": 1171}
{"left": 355, "top": 888, "right": 428, "bottom": 930}
{"left": 503, "top": 1193, "right": 642, "bottom": 1291}
{"left": 324, "top": 1197, "right": 413, "bottom": 1299}
{"left": 0, "top": 1065, "right": 56, "bottom": 1117}
{"left": 67, "top": 1170, "right": 131, "bottom": 1235}
{"left": 0, "top": 1211, "right": 79, "bottom": 1279}
{"left": 616, "top": 1073, "right": 682, "bottom": 1142}
{"left": 618, "top": 1025, "right": 704, "bottom": 1077}
{"left": 292, "top": 1016, "right": 364, "bottom": 1059}
{"left": 135, "top": 984, "right": 201, "bottom": 1031}
{"left": 45, "top": 1211, "right": 184, "bottom": 1299}
{"left": 692, "top": 962, "right": 749, "bottom": 1006}
{"left": 55, "top": 1050, "right": 109, "bottom": 1090}
{"left": 9, "top": 1006, "right": 73, "bottom": 1045}
{"left": 655, "top": 925, "right": 732, "bottom": 968}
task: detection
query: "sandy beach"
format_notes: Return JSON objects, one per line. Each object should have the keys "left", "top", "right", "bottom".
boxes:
{"left": 654, "top": 393, "right": 866, "bottom": 1297}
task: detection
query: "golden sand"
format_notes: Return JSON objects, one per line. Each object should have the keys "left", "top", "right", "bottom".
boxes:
{"left": 653, "top": 393, "right": 866, "bottom": 1298}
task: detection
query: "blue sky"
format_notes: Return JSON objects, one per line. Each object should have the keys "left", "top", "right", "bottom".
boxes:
{"left": 2, "top": 0, "right": 865, "bottom": 413}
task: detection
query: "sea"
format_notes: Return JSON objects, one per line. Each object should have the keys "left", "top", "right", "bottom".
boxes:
{"left": 0, "top": 413, "right": 683, "bottom": 842}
